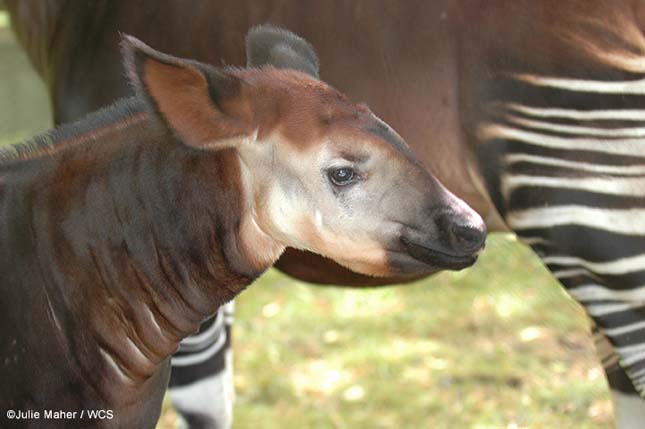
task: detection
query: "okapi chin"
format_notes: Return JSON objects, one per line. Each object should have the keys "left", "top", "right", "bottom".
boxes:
{"left": 0, "top": 32, "right": 484, "bottom": 428}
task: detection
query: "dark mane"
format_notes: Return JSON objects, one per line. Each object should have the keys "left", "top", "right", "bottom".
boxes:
{"left": 0, "top": 97, "right": 148, "bottom": 165}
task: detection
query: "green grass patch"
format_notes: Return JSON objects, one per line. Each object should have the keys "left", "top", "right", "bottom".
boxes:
{"left": 159, "top": 235, "right": 612, "bottom": 429}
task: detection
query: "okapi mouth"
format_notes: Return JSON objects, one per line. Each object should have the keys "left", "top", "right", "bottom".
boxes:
{"left": 399, "top": 236, "right": 478, "bottom": 271}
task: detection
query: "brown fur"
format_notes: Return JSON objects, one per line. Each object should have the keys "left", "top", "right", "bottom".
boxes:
{"left": 0, "top": 33, "right": 487, "bottom": 428}
{"left": 6, "top": 0, "right": 501, "bottom": 286}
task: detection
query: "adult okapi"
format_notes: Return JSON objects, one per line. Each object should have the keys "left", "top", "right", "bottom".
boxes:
{"left": 6, "top": 0, "right": 645, "bottom": 428}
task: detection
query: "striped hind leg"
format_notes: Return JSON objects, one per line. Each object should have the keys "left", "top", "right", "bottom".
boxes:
{"left": 168, "top": 302, "right": 235, "bottom": 429}
{"left": 514, "top": 233, "right": 645, "bottom": 427}
{"left": 593, "top": 325, "right": 645, "bottom": 429}
{"left": 469, "top": 57, "right": 645, "bottom": 424}
{"left": 456, "top": 2, "right": 645, "bottom": 424}
{"left": 539, "top": 252, "right": 645, "bottom": 399}
{"left": 506, "top": 218, "right": 645, "bottom": 425}
{"left": 473, "top": 107, "right": 645, "bottom": 426}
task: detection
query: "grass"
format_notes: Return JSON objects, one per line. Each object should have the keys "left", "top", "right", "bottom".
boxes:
{"left": 217, "top": 235, "right": 612, "bottom": 429}
{"left": 0, "top": 22, "right": 613, "bottom": 429}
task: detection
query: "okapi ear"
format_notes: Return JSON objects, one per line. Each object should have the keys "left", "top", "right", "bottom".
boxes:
{"left": 121, "top": 34, "right": 250, "bottom": 149}
{"left": 246, "top": 24, "right": 320, "bottom": 78}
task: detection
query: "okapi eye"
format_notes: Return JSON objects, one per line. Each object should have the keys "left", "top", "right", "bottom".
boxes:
{"left": 328, "top": 167, "right": 355, "bottom": 186}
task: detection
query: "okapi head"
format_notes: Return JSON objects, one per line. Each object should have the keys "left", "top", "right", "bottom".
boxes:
{"left": 123, "top": 26, "right": 485, "bottom": 278}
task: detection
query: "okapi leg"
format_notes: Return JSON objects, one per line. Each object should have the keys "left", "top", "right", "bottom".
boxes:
{"left": 592, "top": 325, "right": 645, "bottom": 428}
{"left": 455, "top": 1, "right": 645, "bottom": 425}
{"left": 169, "top": 303, "right": 235, "bottom": 429}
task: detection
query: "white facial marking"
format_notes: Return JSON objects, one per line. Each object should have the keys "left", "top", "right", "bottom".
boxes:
{"left": 233, "top": 134, "right": 287, "bottom": 269}
{"left": 314, "top": 209, "right": 323, "bottom": 229}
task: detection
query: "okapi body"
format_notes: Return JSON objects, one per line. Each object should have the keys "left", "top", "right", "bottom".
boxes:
{"left": 0, "top": 31, "right": 485, "bottom": 428}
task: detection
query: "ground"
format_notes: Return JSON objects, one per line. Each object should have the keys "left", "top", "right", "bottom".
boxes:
{"left": 0, "top": 12, "right": 613, "bottom": 429}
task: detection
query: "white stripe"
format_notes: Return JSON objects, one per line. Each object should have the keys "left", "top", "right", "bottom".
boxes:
{"left": 618, "top": 345, "right": 645, "bottom": 366}
{"left": 518, "top": 236, "right": 551, "bottom": 246}
{"left": 478, "top": 124, "right": 645, "bottom": 157}
{"left": 619, "top": 343, "right": 645, "bottom": 356}
{"left": 223, "top": 301, "right": 235, "bottom": 324}
{"left": 542, "top": 254, "right": 645, "bottom": 276}
{"left": 168, "top": 371, "right": 233, "bottom": 429}
{"left": 506, "top": 115, "right": 645, "bottom": 138}
{"left": 99, "top": 346, "right": 133, "bottom": 383}
{"left": 635, "top": 374, "right": 645, "bottom": 389}
{"left": 512, "top": 73, "right": 645, "bottom": 95}
{"left": 604, "top": 354, "right": 620, "bottom": 369}
{"left": 125, "top": 336, "right": 153, "bottom": 366}
{"left": 171, "top": 329, "right": 227, "bottom": 367}
{"left": 569, "top": 285, "right": 645, "bottom": 303}
{"left": 502, "top": 174, "right": 645, "bottom": 198}
{"left": 222, "top": 301, "right": 235, "bottom": 315}
{"left": 631, "top": 367, "right": 645, "bottom": 380}
{"left": 506, "top": 206, "right": 645, "bottom": 236}
{"left": 586, "top": 302, "right": 645, "bottom": 317}
{"left": 553, "top": 268, "right": 590, "bottom": 279}
{"left": 605, "top": 321, "right": 645, "bottom": 337}
{"left": 180, "top": 311, "right": 224, "bottom": 347}
{"left": 591, "top": 48, "right": 645, "bottom": 75}
{"left": 503, "top": 102, "right": 645, "bottom": 121}
{"left": 504, "top": 153, "right": 645, "bottom": 176}
{"left": 143, "top": 306, "right": 165, "bottom": 340}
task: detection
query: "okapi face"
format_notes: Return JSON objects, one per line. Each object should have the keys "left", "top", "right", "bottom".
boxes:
{"left": 244, "top": 84, "right": 487, "bottom": 276}
{"left": 123, "top": 29, "right": 485, "bottom": 278}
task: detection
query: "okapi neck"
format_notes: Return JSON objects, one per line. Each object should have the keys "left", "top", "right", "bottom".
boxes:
{"left": 22, "top": 97, "right": 275, "bottom": 402}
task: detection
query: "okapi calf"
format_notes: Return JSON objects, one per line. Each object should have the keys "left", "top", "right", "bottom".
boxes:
{"left": 0, "top": 33, "right": 485, "bottom": 428}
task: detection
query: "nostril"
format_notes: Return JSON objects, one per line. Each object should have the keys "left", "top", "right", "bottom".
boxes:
{"left": 450, "top": 223, "right": 487, "bottom": 253}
